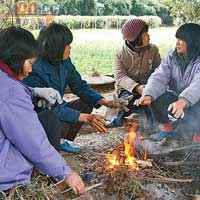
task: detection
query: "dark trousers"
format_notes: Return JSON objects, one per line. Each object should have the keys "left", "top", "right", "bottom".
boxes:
{"left": 150, "top": 91, "right": 178, "bottom": 124}
{"left": 60, "top": 99, "right": 93, "bottom": 141}
{"left": 38, "top": 110, "right": 61, "bottom": 151}
{"left": 150, "top": 91, "right": 200, "bottom": 132}
{"left": 117, "top": 90, "right": 154, "bottom": 128}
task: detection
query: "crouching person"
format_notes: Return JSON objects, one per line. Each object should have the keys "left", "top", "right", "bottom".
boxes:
{"left": 23, "top": 23, "right": 122, "bottom": 153}
{"left": 112, "top": 18, "right": 161, "bottom": 128}
{"left": 135, "top": 23, "right": 200, "bottom": 145}
{"left": 0, "top": 27, "right": 84, "bottom": 194}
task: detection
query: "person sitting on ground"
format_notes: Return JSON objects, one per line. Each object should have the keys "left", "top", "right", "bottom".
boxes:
{"left": 111, "top": 18, "right": 161, "bottom": 127}
{"left": 23, "top": 22, "right": 122, "bottom": 153}
{"left": 0, "top": 26, "right": 85, "bottom": 194}
{"left": 134, "top": 23, "right": 200, "bottom": 144}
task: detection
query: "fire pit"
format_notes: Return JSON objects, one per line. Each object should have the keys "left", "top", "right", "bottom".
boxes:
{"left": 89, "top": 126, "right": 193, "bottom": 199}
{"left": 59, "top": 114, "right": 200, "bottom": 199}
{"left": 106, "top": 128, "right": 152, "bottom": 170}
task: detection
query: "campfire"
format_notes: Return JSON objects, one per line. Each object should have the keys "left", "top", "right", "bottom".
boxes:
{"left": 91, "top": 119, "right": 198, "bottom": 200}
{"left": 106, "top": 127, "right": 152, "bottom": 170}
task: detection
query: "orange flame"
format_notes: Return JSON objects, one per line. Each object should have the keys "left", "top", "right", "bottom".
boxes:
{"left": 106, "top": 130, "right": 146, "bottom": 169}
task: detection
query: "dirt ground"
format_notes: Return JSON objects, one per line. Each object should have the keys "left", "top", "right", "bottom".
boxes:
{"left": 62, "top": 90, "right": 200, "bottom": 200}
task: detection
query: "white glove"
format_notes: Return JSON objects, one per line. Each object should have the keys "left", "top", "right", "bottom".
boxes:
{"left": 33, "top": 87, "right": 63, "bottom": 105}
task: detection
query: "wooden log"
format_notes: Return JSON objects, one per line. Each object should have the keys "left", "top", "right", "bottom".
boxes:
{"left": 138, "top": 176, "right": 193, "bottom": 183}
{"left": 163, "top": 161, "right": 200, "bottom": 166}
{"left": 150, "top": 144, "right": 200, "bottom": 155}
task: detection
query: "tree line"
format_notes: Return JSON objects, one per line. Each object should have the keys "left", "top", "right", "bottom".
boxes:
{"left": 37, "top": 0, "right": 200, "bottom": 25}
{"left": 1, "top": 0, "right": 200, "bottom": 27}
{"left": 47, "top": 0, "right": 173, "bottom": 25}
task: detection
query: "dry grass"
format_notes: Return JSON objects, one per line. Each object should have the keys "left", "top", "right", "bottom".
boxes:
{"left": 0, "top": 175, "right": 57, "bottom": 200}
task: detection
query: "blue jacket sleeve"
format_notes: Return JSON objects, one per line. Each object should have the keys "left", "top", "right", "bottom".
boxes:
{"left": 24, "top": 70, "right": 81, "bottom": 123}
{"left": 1, "top": 85, "right": 72, "bottom": 180}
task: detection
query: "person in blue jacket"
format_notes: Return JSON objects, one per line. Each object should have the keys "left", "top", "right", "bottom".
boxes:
{"left": 135, "top": 23, "right": 200, "bottom": 145}
{"left": 0, "top": 27, "right": 85, "bottom": 194}
{"left": 23, "top": 23, "right": 121, "bottom": 153}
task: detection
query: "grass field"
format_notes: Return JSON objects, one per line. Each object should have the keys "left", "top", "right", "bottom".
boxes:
{"left": 32, "top": 27, "right": 177, "bottom": 75}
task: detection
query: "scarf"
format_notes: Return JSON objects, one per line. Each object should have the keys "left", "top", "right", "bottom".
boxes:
{"left": 126, "top": 41, "right": 151, "bottom": 53}
{"left": 173, "top": 50, "right": 191, "bottom": 76}
{"left": 0, "top": 60, "right": 20, "bottom": 80}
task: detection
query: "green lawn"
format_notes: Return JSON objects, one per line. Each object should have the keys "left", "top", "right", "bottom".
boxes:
{"left": 32, "top": 27, "right": 177, "bottom": 75}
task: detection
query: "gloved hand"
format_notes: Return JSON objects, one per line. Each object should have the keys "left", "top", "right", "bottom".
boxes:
{"left": 33, "top": 87, "right": 63, "bottom": 105}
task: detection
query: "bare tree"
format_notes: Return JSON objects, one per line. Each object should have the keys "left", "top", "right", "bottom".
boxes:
{"left": 0, "top": 0, "right": 16, "bottom": 29}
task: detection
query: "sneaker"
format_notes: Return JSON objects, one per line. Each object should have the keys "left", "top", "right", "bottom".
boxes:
{"left": 106, "top": 117, "right": 123, "bottom": 128}
{"left": 60, "top": 141, "right": 80, "bottom": 153}
{"left": 193, "top": 132, "right": 200, "bottom": 143}
{"left": 149, "top": 131, "right": 176, "bottom": 141}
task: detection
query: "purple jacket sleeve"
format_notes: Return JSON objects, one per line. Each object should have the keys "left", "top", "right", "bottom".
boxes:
{"left": 1, "top": 85, "right": 72, "bottom": 180}
{"left": 179, "top": 64, "right": 200, "bottom": 106}
{"left": 143, "top": 54, "right": 171, "bottom": 100}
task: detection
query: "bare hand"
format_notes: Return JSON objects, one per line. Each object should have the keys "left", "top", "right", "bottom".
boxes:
{"left": 168, "top": 99, "right": 186, "bottom": 119}
{"left": 78, "top": 113, "right": 107, "bottom": 133}
{"left": 134, "top": 96, "right": 152, "bottom": 106}
{"left": 64, "top": 171, "right": 85, "bottom": 194}
{"left": 98, "top": 98, "right": 123, "bottom": 110}
{"left": 135, "top": 85, "right": 144, "bottom": 95}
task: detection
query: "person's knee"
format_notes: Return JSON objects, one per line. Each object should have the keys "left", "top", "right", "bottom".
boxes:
{"left": 47, "top": 110, "right": 59, "bottom": 122}
{"left": 39, "top": 110, "right": 58, "bottom": 121}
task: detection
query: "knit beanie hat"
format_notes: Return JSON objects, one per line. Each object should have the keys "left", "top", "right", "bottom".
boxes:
{"left": 122, "top": 19, "right": 146, "bottom": 42}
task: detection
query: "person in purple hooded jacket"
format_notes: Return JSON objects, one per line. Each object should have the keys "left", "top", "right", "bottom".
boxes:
{"left": 0, "top": 27, "right": 85, "bottom": 194}
{"left": 135, "top": 23, "right": 200, "bottom": 144}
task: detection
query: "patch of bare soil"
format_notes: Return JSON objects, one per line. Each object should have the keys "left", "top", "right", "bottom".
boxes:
{"left": 61, "top": 90, "right": 200, "bottom": 200}
{"left": 61, "top": 125, "right": 199, "bottom": 200}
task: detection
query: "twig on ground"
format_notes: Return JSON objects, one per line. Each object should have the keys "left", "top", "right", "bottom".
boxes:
{"left": 61, "top": 182, "right": 104, "bottom": 194}
{"left": 85, "top": 182, "right": 104, "bottom": 192}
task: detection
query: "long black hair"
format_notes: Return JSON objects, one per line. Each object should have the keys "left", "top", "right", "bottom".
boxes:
{"left": 37, "top": 23, "right": 73, "bottom": 62}
{"left": 0, "top": 26, "right": 38, "bottom": 75}
{"left": 176, "top": 23, "right": 200, "bottom": 59}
